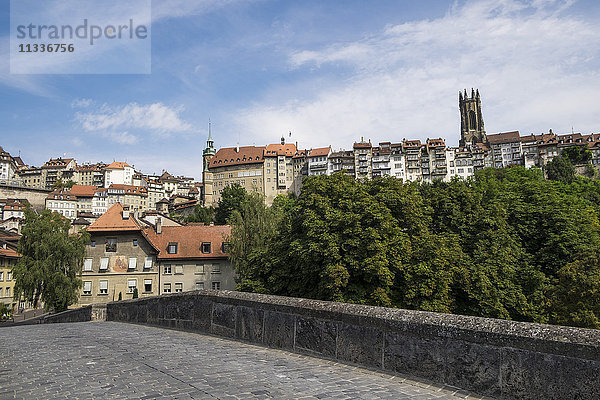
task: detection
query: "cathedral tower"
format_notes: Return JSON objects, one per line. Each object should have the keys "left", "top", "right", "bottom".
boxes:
{"left": 459, "top": 88, "right": 486, "bottom": 147}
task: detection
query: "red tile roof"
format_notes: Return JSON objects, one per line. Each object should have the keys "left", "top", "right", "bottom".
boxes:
{"left": 70, "top": 185, "right": 97, "bottom": 197}
{"left": 105, "top": 161, "right": 132, "bottom": 170}
{"left": 87, "top": 203, "right": 142, "bottom": 232}
{"left": 265, "top": 143, "right": 297, "bottom": 156}
{"left": 0, "top": 246, "right": 20, "bottom": 258}
{"left": 3, "top": 202, "right": 24, "bottom": 211}
{"left": 42, "top": 158, "right": 74, "bottom": 169}
{"left": 143, "top": 225, "right": 231, "bottom": 260}
{"left": 108, "top": 184, "right": 148, "bottom": 196}
{"left": 308, "top": 147, "right": 331, "bottom": 157}
{"left": 487, "top": 131, "right": 521, "bottom": 144}
{"left": 211, "top": 146, "right": 265, "bottom": 167}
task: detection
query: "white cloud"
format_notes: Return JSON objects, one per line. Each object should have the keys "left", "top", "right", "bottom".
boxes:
{"left": 234, "top": 0, "right": 600, "bottom": 148}
{"left": 76, "top": 102, "right": 192, "bottom": 141}
{"left": 71, "top": 98, "right": 94, "bottom": 108}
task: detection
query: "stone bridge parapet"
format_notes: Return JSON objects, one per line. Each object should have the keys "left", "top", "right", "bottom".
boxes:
{"left": 106, "top": 290, "right": 600, "bottom": 400}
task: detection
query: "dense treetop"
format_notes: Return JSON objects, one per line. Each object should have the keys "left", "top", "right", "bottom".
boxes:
{"left": 228, "top": 166, "right": 600, "bottom": 329}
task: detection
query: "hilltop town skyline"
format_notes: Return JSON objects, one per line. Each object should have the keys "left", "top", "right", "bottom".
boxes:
{"left": 2, "top": 0, "right": 600, "bottom": 179}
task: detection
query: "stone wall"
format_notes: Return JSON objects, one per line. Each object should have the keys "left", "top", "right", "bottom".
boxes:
{"left": 0, "top": 185, "right": 50, "bottom": 210}
{"left": 44, "top": 303, "right": 107, "bottom": 324}
{"left": 107, "top": 290, "right": 600, "bottom": 400}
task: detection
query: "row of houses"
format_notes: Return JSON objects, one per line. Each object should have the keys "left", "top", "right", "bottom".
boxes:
{"left": 0, "top": 202, "right": 235, "bottom": 310}
{"left": 200, "top": 130, "right": 600, "bottom": 206}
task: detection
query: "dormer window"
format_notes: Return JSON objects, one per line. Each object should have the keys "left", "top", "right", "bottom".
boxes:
{"left": 167, "top": 243, "right": 178, "bottom": 254}
{"left": 201, "top": 242, "right": 211, "bottom": 254}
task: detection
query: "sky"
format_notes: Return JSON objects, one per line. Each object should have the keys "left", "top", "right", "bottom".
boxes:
{"left": 1, "top": 0, "right": 600, "bottom": 180}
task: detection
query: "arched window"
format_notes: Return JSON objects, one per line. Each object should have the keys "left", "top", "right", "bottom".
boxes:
{"left": 469, "top": 110, "right": 477, "bottom": 130}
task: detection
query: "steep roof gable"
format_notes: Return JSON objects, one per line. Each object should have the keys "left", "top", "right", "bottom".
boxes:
{"left": 87, "top": 203, "right": 141, "bottom": 232}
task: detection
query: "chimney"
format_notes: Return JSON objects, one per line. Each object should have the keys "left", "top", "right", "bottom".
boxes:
{"left": 156, "top": 217, "right": 162, "bottom": 234}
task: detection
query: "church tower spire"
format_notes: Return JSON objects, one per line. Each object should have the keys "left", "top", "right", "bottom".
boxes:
{"left": 202, "top": 120, "right": 217, "bottom": 207}
{"left": 459, "top": 88, "right": 486, "bottom": 147}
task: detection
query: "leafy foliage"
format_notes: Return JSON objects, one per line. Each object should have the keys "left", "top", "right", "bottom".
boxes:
{"left": 546, "top": 156, "right": 575, "bottom": 183}
{"left": 214, "top": 184, "right": 247, "bottom": 225}
{"left": 228, "top": 168, "right": 600, "bottom": 328}
{"left": 12, "top": 209, "right": 89, "bottom": 312}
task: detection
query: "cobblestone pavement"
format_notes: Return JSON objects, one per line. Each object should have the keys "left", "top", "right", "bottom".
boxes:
{"left": 0, "top": 322, "right": 481, "bottom": 400}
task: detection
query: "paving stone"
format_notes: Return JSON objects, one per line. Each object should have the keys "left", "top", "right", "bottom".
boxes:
{"left": 0, "top": 322, "right": 471, "bottom": 399}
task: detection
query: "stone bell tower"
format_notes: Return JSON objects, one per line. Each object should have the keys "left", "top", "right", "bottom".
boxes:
{"left": 459, "top": 88, "right": 486, "bottom": 147}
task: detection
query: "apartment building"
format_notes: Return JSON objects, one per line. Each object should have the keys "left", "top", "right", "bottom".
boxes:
{"left": 79, "top": 203, "right": 233, "bottom": 305}
{"left": 79, "top": 203, "right": 159, "bottom": 305}
{"left": 0, "top": 238, "right": 19, "bottom": 307}
{"left": 143, "top": 223, "right": 234, "bottom": 293}
{"left": 0, "top": 146, "right": 18, "bottom": 183}
{"left": 104, "top": 162, "right": 134, "bottom": 187}
{"left": 41, "top": 158, "right": 77, "bottom": 189}
{"left": 46, "top": 189, "right": 78, "bottom": 220}
{"left": 487, "top": 131, "right": 523, "bottom": 168}
{"left": 18, "top": 166, "right": 43, "bottom": 188}
{"left": 353, "top": 139, "right": 373, "bottom": 181}
{"left": 106, "top": 184, "right": 148, "bottom": 212}
{"left": 75, "top": 163, "right": 106, "bottom": 187}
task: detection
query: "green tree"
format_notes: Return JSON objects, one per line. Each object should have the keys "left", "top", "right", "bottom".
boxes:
{"left": 561, "top": 145, "right": 592, "bottom": 165}
{"left": 184, "top": 205, "right": 215, "bottom": 224}
{"left": 12, "top": 209, "right": 89, "bottom": 312}
{"left": 584, "top": 163, "right": 597, "bottom": 179}
{"left": 228, "top": 192, "right": 281, "bottom": 293}
{"left": 132, "top": 288, "right": 139, "bottom": 299}
{"left": 214, "top": 184, "right": 247, "bottom": 225}
{"left": 546, "top": 156, "right": 575, "bottom": 183}
{"left": 549, "top": 250, "right": 600, "bottom": 328}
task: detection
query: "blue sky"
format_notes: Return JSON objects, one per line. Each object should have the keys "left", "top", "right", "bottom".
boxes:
{"left": 2, "top": 0, "right": 600, "bottom": 180}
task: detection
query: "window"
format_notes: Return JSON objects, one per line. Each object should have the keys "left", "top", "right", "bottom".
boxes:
{"left": 83, "top": 281, "right": 92, "bottom": 295}
{"left": 167, "top": 243, "right": 178, "bottom": 254}
{"left": 83, "top": 258, "right": 93, "bottom": 272}
{"left": 195, "top": 264, "right": 205, "bottom": 274}
{"left": 91, "top": 240, "right": 96, "bottom": 248}
{"left": 6, "top": 272, "right": 11, "bottom": 281}
{"left": 99, "top": 280, "right": 108, "bottom": 294}
{"left": 100, "top": 257, "right": 109, "bottom": 270}
{"left": 163, "top": 283, "right": 171, "bottom": 293}
{"left": 106, "top": 238, "right": 117, "bottom": 252}
{"left": 212, "top": 264, "right": 221, "bottom": 274}
{"left": 127, "top": 279, "right": 137, "bottom": 293}
{"left": 201, "top": 242, "right": 211, "bottom": 254}
{"left": 195, "top": 281, "right": 205, "bottom": 290}
{"left": 126, "top": 257, "right": 137, "bottom": 270}
{"left": 175, "top": 283, "right": 183, "bottom": 293}
{"left": 5, "top": 287, "right": 10, "bottom": 297}
{"left": 211, "top": 281, "right": 221, "bottom": 290}
{"left": 175, "top": 265, "right": 183, "bottom": 274}
{"left": 144, "top": 279, "right": 152, "bottom": 293}
{"left": 0, "top": 272, "right": 3, "bottom": 281}
{"left": 163, "top": 265, "right": 171, "bottom": 274}
{"left": 133, "top": 239, "right": 138, "bottom": 246}
{"left": 144, "top": 257, "right": 152, "bottom": 269}
{"left": 222, "top": 242, "right": 231, "bottom": 253}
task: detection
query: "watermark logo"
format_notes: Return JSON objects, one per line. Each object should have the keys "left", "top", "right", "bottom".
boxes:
{"left": 10, "top": 0, "right": 151, "bottom": 74}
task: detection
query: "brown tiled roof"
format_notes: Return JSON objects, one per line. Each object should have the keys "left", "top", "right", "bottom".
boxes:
{"left": 108, "top": 184, "right": 148, "bottom": 196}
{"left": 87, "top": 203, "right": 142, "bottom": 232}
{"left": 0, "top": 246, "right": 20, "bottom": 258}
{"left": 43, "top": 158, "right": 74, "bottom": 169}
{"left": 3, "top": 202, "right": 24, "bottom": 211}
{"left": 105, "top": 161, "right": 132, "bottom": 170}
{"left": 353, "top": 142, "right": 372, "bottom": 149}
{"left": 487, "top": 131, "right": 521, "bottom": 144}
{"left": 143, "top": 225, "right": 231, "bottom": 260}
{"left": 403, "top": 140, "right": 422, "bottom": 147}
{"left": 70, "top": 185, "right": 97, "bottom": 197}
{"left": 47, "top": 189, "right": 78, "bottom": 201}
{"left": 265, "top": 143, "right": 297, "bottom": 156}
{"left": 308, "top": 147, "right": 331, "bottom": 157}
{"left": 72, "top": 217, "right": 91, "bottom": 225}
{"left": 427, "top": 138, "right": 446, "bottom": 148}
{"left": 211, "top": 146, "right": 265, "bottom": 167}
{"left": 76, "top": 163, "right": 106, "bottom": 171}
